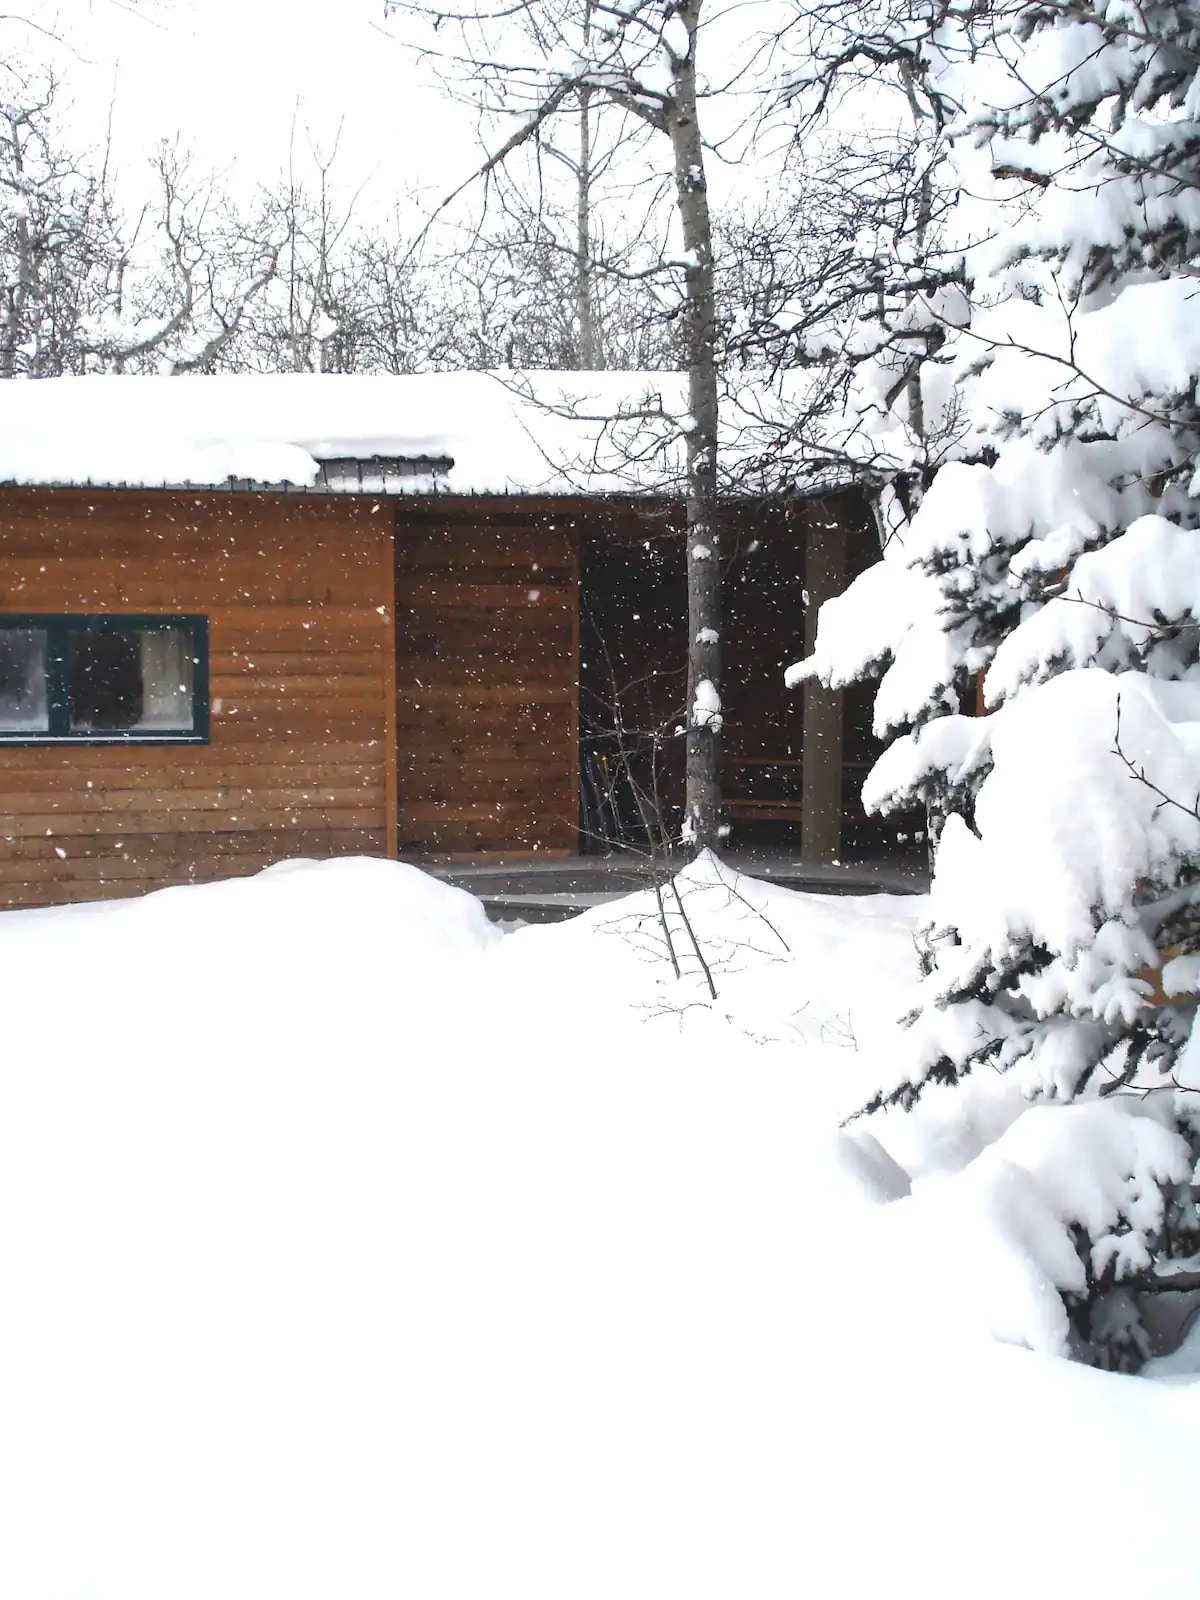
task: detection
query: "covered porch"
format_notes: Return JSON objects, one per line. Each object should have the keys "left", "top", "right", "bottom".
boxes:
{"left": 394, "top": 489, "right": 920, "bottom": 869}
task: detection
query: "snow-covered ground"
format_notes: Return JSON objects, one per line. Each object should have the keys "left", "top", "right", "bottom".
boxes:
{"left": 1, "top": 856, "right": 1198, "bottom": 1599}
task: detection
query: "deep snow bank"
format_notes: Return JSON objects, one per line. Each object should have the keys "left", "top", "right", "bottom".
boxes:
{"left": 1, "top": 856, "right": 1198, "bottom": 1600}
{"left": 1, "top": 856, "right": 499, "bottom": 1049}
{"left": 485, "top": 849, "right": 920, "bottom": 1123}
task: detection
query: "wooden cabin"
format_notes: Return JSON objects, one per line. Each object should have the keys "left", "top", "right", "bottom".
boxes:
{"left": 0, "top": 374, "right": 901, "bottom": 910}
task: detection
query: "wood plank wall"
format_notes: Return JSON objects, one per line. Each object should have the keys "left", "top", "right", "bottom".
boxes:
{"left": 0, "top": 489, "right": 395, "bottom": 909}
{"left": 395, "top": 506, "right": 580, "bottom": 857}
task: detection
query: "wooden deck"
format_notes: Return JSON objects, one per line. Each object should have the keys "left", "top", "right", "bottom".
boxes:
{"left": 428, "top": 850, "right": 929, "bottom": 922}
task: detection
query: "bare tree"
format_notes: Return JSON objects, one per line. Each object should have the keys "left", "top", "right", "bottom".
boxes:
{"left": 393, "top": 0, "right": 725, "bottom": 849}
{"left": 0, "top": 61, "right": 284, "bottom": 377}
{"left": 80, "top": 141, "right": 281, "bottom": 373}
{"left": 0, "top": 65, "right": 124, "bottom": 377}
{"left": 711, "top": 49, "right": 964, "bottom": 520}
{"left": 236, "top": 122, "right": 371, "bottom": 375}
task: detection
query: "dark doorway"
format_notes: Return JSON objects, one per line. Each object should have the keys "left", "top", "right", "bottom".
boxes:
{"left": 578, "top": 497, "right": 921, "bottom": 862}
{"left": 579, "top": 535, "right": 686, "bottom": 852}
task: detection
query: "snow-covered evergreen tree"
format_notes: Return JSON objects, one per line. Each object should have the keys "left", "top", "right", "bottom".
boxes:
{"left": 796, "top": 0, "right": 1200, "bottom": 1369}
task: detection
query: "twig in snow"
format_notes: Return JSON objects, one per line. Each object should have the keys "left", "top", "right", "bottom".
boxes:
{"left": 669, "top": 876, "right": 717, "bottom": 1000}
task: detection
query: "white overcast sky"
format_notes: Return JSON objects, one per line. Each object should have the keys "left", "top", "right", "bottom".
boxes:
{"left": 14, "top": 0, "right": 482, "bottom": 217}
{"left": 11, "top": 0, "right": 884, "bottom": 235}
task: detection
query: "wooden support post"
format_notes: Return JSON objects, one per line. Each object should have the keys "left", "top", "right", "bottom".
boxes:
{"left": 567, "top": 523, "right": 582, "bottom": 854}
{"left": 383, "top": 510, "right": 400, "bottom": 861}
{"left": 801, "top": 512, "right": 847, "bottom": 864}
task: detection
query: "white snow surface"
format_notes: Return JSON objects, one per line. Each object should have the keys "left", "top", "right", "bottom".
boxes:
{"left": 0, "top": 371, "right": 827, "bottom": 497}
{"left": 989, "top": 515, "right": 1200, "bottom": 701}
{"left": 692, "top": 676, "right": 722, "bottom": 728}
{"left": 1, "top": 854, "right": 1199, "bottom": 1599}
{"left": 942, "top": 669, "right": 1200, "bottom": 964}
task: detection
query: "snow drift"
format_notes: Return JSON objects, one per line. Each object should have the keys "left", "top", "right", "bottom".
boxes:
{"left": 1, "top": 857, "right": 1198, "bottom": 1599}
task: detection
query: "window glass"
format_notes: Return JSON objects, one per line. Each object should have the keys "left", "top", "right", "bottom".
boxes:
{"left": 68, "top": 625, "right": 197, "bottom": 734}
{"left": 68, "top": 627, "right": 142, "bottom": 731}
{"left": 0, "top": 617, "right": 206, "bottom": 741}
{"left": 0, "top": 628, "right": 50, "bottom": 733}
{"left": 135, "top": 627, "right": 196, "bottom": 731}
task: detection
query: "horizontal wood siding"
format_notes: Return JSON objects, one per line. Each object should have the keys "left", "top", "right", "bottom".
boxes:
{"left": 395, "top": 509, "right": 580, "bottom": 856}
{"left": 0, "top": 489, "right": 395, "bottom": 908}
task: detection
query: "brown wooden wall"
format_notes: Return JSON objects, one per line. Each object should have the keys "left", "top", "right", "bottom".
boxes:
{"left": 0, "top": 489, "right": 396, "bottom": 909}
{"left": 395, "top": 505, "right": 579, "bottom": 857}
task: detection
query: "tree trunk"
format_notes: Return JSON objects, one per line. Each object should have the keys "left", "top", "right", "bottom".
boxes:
{"left": 576, "top": 78, "right": 600, "bottom": 370}
{"left": 667, "top": 0, "right": 721, "bottom": 854}
{"left": 800, "top": 513, "right": 846, "bottom": 864}
{"left": 576, "top": 0, "right": 600, "bottom": 371}
{"left": 900, "top": 61, "right": 935, "bottom": 504}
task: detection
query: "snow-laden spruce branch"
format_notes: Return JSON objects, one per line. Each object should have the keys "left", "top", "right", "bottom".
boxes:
{"left": 789, "top": 0, "right": 1200, "bottom": 1373}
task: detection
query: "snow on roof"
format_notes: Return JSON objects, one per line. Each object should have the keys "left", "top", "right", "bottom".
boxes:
{"left": 0, "top": 371, "right": 845, "bottom": 499}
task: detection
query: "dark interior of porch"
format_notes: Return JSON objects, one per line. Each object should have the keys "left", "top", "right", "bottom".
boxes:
{"left": 577, "top": 497, "right": 924, "bottom": 865}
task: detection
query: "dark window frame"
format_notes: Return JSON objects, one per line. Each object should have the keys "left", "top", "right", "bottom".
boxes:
{"left": 0, "top": 614, "right": 210, "bottom": 745}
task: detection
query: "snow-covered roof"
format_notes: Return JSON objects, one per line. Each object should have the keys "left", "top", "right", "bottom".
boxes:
{"left": 0, "top": 371, "right": 847, "bottom": 500}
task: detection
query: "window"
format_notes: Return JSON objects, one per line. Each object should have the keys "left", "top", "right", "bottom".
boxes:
{"left": 0, "top": 616, "right": 209, "bottom": 743}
